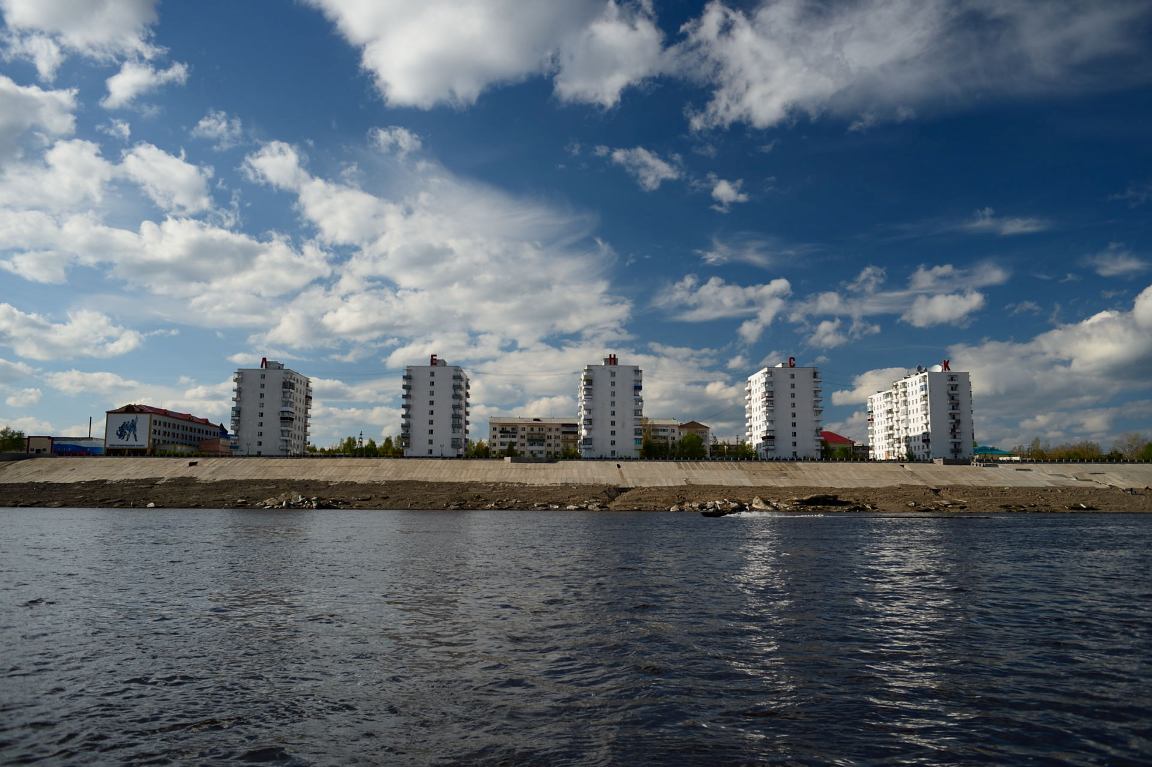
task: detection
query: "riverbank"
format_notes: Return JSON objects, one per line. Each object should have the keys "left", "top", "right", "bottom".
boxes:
{"left": 2, "top": 478, "right": 1149, "bottom": 512}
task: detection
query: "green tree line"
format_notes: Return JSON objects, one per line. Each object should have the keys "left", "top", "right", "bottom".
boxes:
{"left": 1012, "top": 434, "right": 1152, "bottom": 461}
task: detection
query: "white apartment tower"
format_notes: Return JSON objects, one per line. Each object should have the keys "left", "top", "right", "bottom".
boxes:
{"left": 867, "top": 363, "right": 974, "bottom": 461}
{"left": 578, "top": 354, "right": 643, "bottom": 459}
{"left": 231, "top": 358, "right": 311, "bottom": 456}
{"left": 745, "top": 358, "right": 823, "bottom": 459}
{"left": 401, "top": 354, "right": 470, "bottom": 457}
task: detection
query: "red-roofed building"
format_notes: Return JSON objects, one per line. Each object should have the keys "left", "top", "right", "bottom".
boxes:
{"left": 820, "top": 430, "right": 855, "bottom": 446}
{"left": 105, "top": 404, "right": 230, "bottom": 456}
{"left": 820, "top": 430, "right": 868, "bottom": 460}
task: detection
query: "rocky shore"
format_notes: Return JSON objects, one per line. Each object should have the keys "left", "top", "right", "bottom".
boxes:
{"left": 1, "top": 478, "right": 1150, "bottom": 513}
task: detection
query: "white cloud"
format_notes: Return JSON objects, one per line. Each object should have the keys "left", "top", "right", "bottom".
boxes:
{"left": 0, "top": 74, "right": 75, "bottom": 161}
{"left": 3, "top": 32, "right": 64, "bottom": 81}
{"left": 961, "top": 207, "right": 1048, "bottom": 236}
{"left": 101, "top": 60, "right": 188, "bottom": 109}
{"left": 43, "top": 368, "right": 234, "bottom": 423}
{"left": 0, "top": 139, "right": 115, "bottom": 213}
{"left": 1085, "top": 242, "right": 1147, "bottom": 277}
{"left": 307, "top": 0, "right": 665, "bottom": 110}
{"left": 677, "top": 0, "right": 1152, "bottom": 131}
{"left": 369, "top": 125, "right": 422, "bottom": 156}
{"left": 901, "top": 291, "right": 986, "bottom": 327}
{"left": 242, "top": 138, "right": 631, "bottom": 352}
{"left": 709, "top": 176, "right": 748, "bottom": 212}
{"left": 0, "top": 356, "right": 37, "bottom": 383}
{"left": 944, "top": 283, "right": 1152, "bottom": 445}
{"left": 596, "top": 145, "right": 681, "bottom": 190}
{"left": 831, "top": 367, "right": 912, "bottom": 406}
{"left": 5, "top": 386, "right": 40, "bottom": 407}
{"left": 553, "top": 1, "right": 664, "bottom": 107}
{"left": 0, "top": 304, "right": 143, "bottom": 360}
{"left": 1, "top": 0, "right": 157, "bottom": 55}
{"left": 190, "top": 110, "right": 243, "bottom": 150}
{"left": 120, "top": 142, "right": 213, "bottom": 214}
{"left": 99, "top": 118, "right": 131, "bottom": 141}
{"left": 655, "top": 274, "right": 791, "bottom": 322}
{"left": 791, "top": 262, "right": 1007, "bottom": 331}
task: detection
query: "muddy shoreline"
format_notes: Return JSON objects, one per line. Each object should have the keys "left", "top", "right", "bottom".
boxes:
{"left": 2, "top": 478, "right": 1150, "bottom": 513}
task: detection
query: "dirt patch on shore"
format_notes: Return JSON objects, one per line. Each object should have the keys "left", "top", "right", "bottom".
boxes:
{"left": 1, "top": 478, "right": 1150, "bottom": 513}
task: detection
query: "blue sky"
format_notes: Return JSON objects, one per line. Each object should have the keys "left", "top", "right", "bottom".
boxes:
{"left": 1, "top": 0, "right": 1151, "bottom": 449}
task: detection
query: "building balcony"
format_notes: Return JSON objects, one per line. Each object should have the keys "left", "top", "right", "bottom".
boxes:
{"left": 402, "top": 384, "right": 412, "bottom": 391}
{"left": 401, "top": 393, "right": 412, "bottom": 400}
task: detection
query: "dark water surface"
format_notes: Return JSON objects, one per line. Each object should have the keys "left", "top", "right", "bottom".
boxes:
{"left": 1, "top": 509, "right": 1150, "bottom": 766}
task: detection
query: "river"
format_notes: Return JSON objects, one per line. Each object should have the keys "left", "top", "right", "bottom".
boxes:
{"left": 2, "top": 509, "right": 1149, "bottom": 765}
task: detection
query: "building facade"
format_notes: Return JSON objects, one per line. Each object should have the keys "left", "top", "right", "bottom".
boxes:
{"left": 640, "top": 418, "right": 712, "bottom": 457}
{"left": 745, "top": 359, "right": 824, "bottom": 459}
{"left": 488, "top": 417, "right": 579, "bottom": 459}
{"left": 867, "top": 364, "right": 974, "bottom": 461}
{"left": 578, "top": 354, "right": 643, "bottom": 459}
{"left": 231, "top": 358, "right": 311, "bottom": 456}
{"left": 401, "top": 354, "right": 470, "bottom": 457}
{"left": 105, "top": 404, "right": 229, "bottom": 456}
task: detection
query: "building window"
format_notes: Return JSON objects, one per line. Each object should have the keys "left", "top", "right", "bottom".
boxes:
{"left": 257, "top": 441, "right": 262, "bottom": 446}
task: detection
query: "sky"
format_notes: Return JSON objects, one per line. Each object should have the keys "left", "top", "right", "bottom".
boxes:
{"left": 0, "top": 0, "right": 1151, "bottom": 450}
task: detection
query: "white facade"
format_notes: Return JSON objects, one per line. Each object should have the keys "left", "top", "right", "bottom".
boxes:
{"left": 489, "top": 417, "right": 578, "bottom": 459}
{"left": 231, "top": 359, "right": 311, "bottom": 456}
{"left": 401, "top": 355, "right": 470, "bottom": 457}
{"left": 578, "top": 355, "right": 643, "bottom": 458}
{"left": 745, "top": 361, "right": 824, "bottom": 459}
{"left": 867, "top": 365, "right": 974, "bottom": 461}
{"left": 107, "top": 405, "right": 229, "bottom": 455}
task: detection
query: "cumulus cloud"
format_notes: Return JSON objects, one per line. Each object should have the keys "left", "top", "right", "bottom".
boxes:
{"left": 0, "top": 139, "right": 115, "bottom": 213}
{"left": 101, "top": 60, "right": 188, "bottom": 109}
{"left": 119, "top": 142, "right": 213, "bottom": 214}
{"left": 242, "top": 138, "right": 631, "bottom": 352}
{"left": 307, "top": 0, "right": 663, "bottom": 109}
{"left": 709, "top": 177, "right": 749, "bottom": 212}
{"left": 901, "top": 291, "right": 986, "bottom": 327}
{"left": 190, "top": 110, "right": 243, "bottom": 150}
{"left": 654, "top": 274, "right": 791, "bottom": 344}
{"left": 596, "top": 145, "right": 681, "bottom": 190}
{"left": 1, "top": 0, "right": 159, "bottom": 75}
{"left": 676, "top": 0, "right": 1152, "bottom": 131}
{"left": 369, "top": 125, "right": 422, "bottom": 156}
{"left": 0, "top": 304, "right": 143, "bottom": 360}
{"left": 0, "top": 74, "right": 75, "bottom": 161}
{"left": 830, "top": 367, "right": 913, "bottom": 406}
{"left": 1085, "top": 242, "right": 1147, "bottom": 277}
{"left": 552, "top": 1, "right": 665, "bottom": 107}
{"left": 5, "top": 386, "right": 40, "bottom": 407}
{"left": 943, "top": 283, "right": 1152, "bottom": 445}
{"left": 791, "top": 262, "right": 1008, "bottom": 339}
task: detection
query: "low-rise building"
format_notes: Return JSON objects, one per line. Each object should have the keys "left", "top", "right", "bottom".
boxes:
{"left": 488, "top": 417, "right": 579, "bottom": 459}
{"left": 105, "top": 405, "right": 229, "bottom": 456}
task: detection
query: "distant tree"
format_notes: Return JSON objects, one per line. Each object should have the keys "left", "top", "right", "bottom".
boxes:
{"left": 0, "top": 426, "right": 25, "bottom": 451}
{"left": 364, "top": 438, "right": 379, "bottom": 457}
{"left": 1113, "top": 433, "right": 1151, "bottom": 460}
{"left": 466, "top": 439, "right": 491, "bottom": 458}
{"left": 679, "top": 432, "right": 707, "bottom": 459}
{"left": 502, "top": 443, "right": 519, "bottom": 458}
{"left": 641, "top": 439, "right": 669, "bottom": 459}
{"left": 560, "top": 446, "right": 581, "bottom": 460}
{"left": 336, "top": 436, "right": 357, "bottom": 455}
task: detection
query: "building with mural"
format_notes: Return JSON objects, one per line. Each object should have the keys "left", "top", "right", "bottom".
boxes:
{"left": 104, "top": 405, "right": 229, "bottom": 456}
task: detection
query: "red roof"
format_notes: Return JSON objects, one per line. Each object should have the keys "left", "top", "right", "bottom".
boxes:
{"left": 820, "top": 430, "right": 855, "bottom": 446}
{"left": 107, "top": 404, "right": 221, "bottom": 429}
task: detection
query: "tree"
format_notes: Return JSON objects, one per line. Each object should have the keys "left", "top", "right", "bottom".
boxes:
{"left": 1113, "top": 433, "right": 1152, "bottom": 461}
{"left": 466, "top": 439, "right": 491, "bottom": 458}
{"left": 364, "top": 438, "right": 379, "bottom": 457}
{"left": 679, "top": 432, "right": 707, "bottom": 459}
{"left": 0, "top": 426, "right": 25, "bottom": 451}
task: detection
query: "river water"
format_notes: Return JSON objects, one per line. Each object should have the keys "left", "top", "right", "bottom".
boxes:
{"left": 1, "top": 509, "right": 1149, "bottom": 765}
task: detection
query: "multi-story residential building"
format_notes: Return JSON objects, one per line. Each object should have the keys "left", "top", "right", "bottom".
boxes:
{"left": 640, "top": 418, "right": 713, "bottom": 457}
{"left": 231, "top": 358, "right": 311, "bottom": 456}
{"left": 578, "top": 354, "right": 643, "bottom": 459}
{"left": 105, "top": 404, "right": 230, "bottom": 456}
{"left": 488, "top": 417, "right": 579, "bottom": 459}
{"left": 401, "top": 354, "right": 469, "bottom": 457}
{"left": 867, "top": 363, "right": 974, "bottom": 461}
{"left": 745, "top": 359, "right": 823, "bottom": 459}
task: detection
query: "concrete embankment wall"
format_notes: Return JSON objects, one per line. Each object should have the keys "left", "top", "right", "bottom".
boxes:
{"left": 2, "top": 456, "right": 1151, "bottom": 489}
